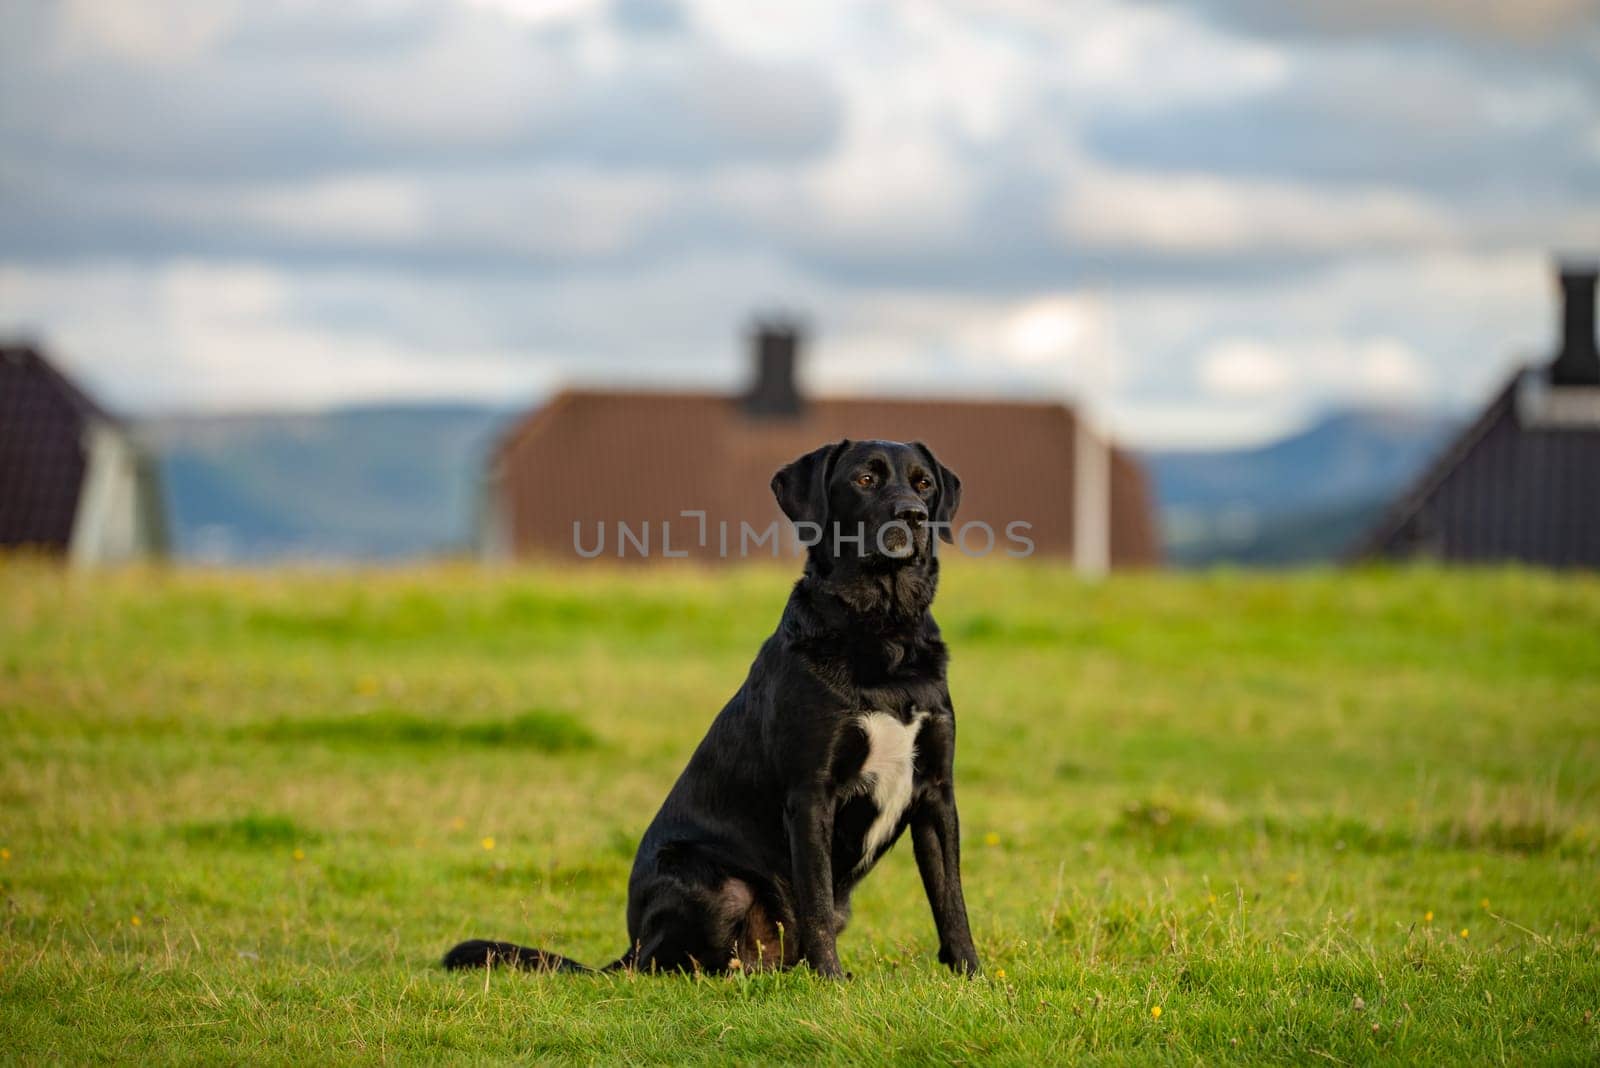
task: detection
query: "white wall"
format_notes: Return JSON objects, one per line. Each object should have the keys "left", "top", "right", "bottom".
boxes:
{"left": 69, "top": 421, "right": 163, "bottom": 565}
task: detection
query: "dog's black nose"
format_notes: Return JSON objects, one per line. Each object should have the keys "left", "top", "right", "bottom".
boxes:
{"left": 896, "top": 503, "right": 929, "bottom": 526}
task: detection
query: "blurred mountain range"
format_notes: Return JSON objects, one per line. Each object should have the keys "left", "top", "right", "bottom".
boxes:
{"left": 1146, "top": 409, "right": 1458, "bottom": 566}
{"left": 138, "top": 404, "right": 1456, "bottom": 566}
{"left": 138, "top": 405, "right": 520, "bottom": 562}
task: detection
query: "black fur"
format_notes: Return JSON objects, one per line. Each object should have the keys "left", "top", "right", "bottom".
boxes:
{"left": 443, "top": 439, "right": 980, "bottom": 978}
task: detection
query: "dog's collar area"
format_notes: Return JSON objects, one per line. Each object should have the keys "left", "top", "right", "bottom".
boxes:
{"left": 801, "top": 560, "right": 941, "bottom": 631}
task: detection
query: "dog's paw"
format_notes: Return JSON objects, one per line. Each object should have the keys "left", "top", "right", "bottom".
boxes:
{"left": 939, "top": 947, "right": 982, "bottom": 977}
{"left": 805, "top": 959, "right": 848, "bottom": 980}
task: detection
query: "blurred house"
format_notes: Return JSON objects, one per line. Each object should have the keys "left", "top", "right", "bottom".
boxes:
{"left": 482, "top": 325, "right": 1160, "bottom": 570}
{"left": 1355, "top": 263, "right": 1600, "bottom": 567}
{"left": 0, "top": 344, "right": 167, "bottom": 564}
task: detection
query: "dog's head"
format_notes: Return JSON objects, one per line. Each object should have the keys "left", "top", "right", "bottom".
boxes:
{"left": 771, "top": 438, "right": 961, "bottom": 569}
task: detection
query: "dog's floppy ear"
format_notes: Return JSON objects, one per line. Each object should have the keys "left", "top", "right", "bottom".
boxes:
{"left": 913, "top": 441, "right": 962, "bottom": 543}
{"left": 772, "top": 439, "right": 850, "bottom": 527}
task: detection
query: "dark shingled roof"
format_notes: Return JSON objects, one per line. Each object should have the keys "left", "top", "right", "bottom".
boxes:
{"left": 1, "top": 345, "right": 117, "bottom": 551}
{"left": 1353, "top": 265, "right": 1600, "bottom": 568}
{"left": 489, "top": 389, "right": 1161, "bottom": 566}
{"left": 1352, "top": 373, "right": 1600, "bottom": 567}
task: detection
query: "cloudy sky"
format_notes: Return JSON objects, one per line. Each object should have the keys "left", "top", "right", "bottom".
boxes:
{"left": 2, "top": 0, "right": 1597, "bottom": 446}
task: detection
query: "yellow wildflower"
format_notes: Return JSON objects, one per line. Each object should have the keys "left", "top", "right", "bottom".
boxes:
{"left": 481, "top": 836, "right": 496, "bottom": 851}
{"left": 130, "top": 916, "right": 142, "bottom": 927}
{"left": 1459, "top": 928, "right": 1469, "bottom": 939}
{"left": 1423, "top": 910, "right": 1433, "bottom": 923}
{"left": 983, "top": 832, "right": 1001, "bottom": 847}
{"left": 1151, "top": 1005, "right": 1163, "bottom": 1019}
{"left": 293, "top": 848, "right": 306, "bottom": 862}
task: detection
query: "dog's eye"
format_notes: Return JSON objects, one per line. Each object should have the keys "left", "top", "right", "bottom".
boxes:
{"left": 914, "top": 476, "right": 933, "bottom": 492}
{"left": 854, "top": 472, "right": 875, "bottom": 488}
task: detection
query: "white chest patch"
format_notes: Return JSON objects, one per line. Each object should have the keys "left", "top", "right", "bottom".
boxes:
{"left": 851, "top": 710, "right": 927, "bottom": 873}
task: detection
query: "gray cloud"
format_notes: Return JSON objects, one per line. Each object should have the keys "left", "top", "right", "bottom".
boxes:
{"left": 612, "top": 0, "right": 688, "bottom": 35}
{"left": 1148, "top": 0, "right": 1600, "bottom": 45}
{"left": 0, "top": 1, "right": 840, "bottom": 184}
{"left": 1084, "top": 48, "right": 1599, "bottom": 198}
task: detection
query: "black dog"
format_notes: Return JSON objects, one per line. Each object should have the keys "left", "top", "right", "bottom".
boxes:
{"left": 444, "top": 439, "right": 980, "bottom": 978}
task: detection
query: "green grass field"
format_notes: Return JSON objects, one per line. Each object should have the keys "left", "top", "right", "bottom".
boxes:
{"left": 2, "top": 560, "right": 1598, "bottom": 1064}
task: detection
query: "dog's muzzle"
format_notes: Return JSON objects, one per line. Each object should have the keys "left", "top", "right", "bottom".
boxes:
{"left": 879, "top": 503, "right": 929, "bottom": 559}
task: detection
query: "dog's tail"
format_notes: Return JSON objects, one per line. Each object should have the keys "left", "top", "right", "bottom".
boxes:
{"left": 441, "top": 939, "right": 634, "bottom": 973}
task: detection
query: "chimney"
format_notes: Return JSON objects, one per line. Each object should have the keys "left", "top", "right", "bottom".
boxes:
{"left": 1550, "top": 262, "right": 1600, "bottom": 387}
{"left": 743, "top": 319, "right": 805, "bottom": 417}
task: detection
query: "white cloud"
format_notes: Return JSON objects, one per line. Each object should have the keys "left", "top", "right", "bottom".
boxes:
{"left": 459, "top": 0, "right": 605, "bottom": 27}
{"left": 55, "top": 0, "right": 241, "bottom": 64}
{"left": 684, "top": 0, "right": 1292, "bottom": 262}
{"left": 238, "top": 176, "right": 430, "bottom": 246}
{"left": 1199, "top": 336, "right": 1428, "bottom": 404}
{"left": 1059, "top": 170, "right": 1459, "bottom": 254}
{"left": 1352, "top": 338, "right": 1430, "bottom": 401}
{"left": 798, "top": 133, "right": 976, "bottom": 252}
{"left": 0, "top": 260, "right": 553, "bottom": 411}
{"left": 799, "top": 288, "right": 1127, "bottom": 403}
{"left": 1045, "top": 0, "right": 1290, "bottom": 112}
{"left": 424, "top": 168, "right": 679, "bottom": 258}
{"left": 1099, "top": 399, "right": 1308, "bottom": 450}
{"left": 1199, "top": 340, "right": 1293, "bottom": 398}
{"left": 1003, "top": 298, "right": 1100, "bottom": 366}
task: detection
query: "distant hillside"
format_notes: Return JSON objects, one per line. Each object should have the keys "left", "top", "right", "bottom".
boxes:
{"left": 139, "top": 405, "right": 514, "bottom": 562}
{"left": 1144, "top": 409, "right": 1459, "bottom": 566}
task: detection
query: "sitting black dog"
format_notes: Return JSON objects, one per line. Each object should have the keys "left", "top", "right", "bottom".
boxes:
{"left": 444, "top": 438, "right": 980, "bottom": 978}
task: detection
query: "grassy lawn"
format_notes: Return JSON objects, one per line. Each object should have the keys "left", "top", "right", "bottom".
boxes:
{"left": 1, "top": 559, "right": 1598, "bottom": 1064}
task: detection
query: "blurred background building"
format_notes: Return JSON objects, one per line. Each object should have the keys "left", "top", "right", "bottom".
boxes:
{"left": 482, "top": 324, "right": 1160, "bottom": 569}
{"left": 0, "top": 345, "right": 167, "bottom": 564}
{"left": 1356, "top": 265, "right": 1600, "bottom": 566}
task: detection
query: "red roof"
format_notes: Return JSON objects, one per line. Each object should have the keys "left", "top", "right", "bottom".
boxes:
{"left": 490, "top": 389, "right": 1160, "bottom": 566}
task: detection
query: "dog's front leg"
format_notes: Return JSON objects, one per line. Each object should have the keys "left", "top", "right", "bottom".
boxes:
{"left": 783, "top": 787, "right": 844, "bottom": 978}
{"left": 910, "top": 782, "right": 981, "bottom": 975}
